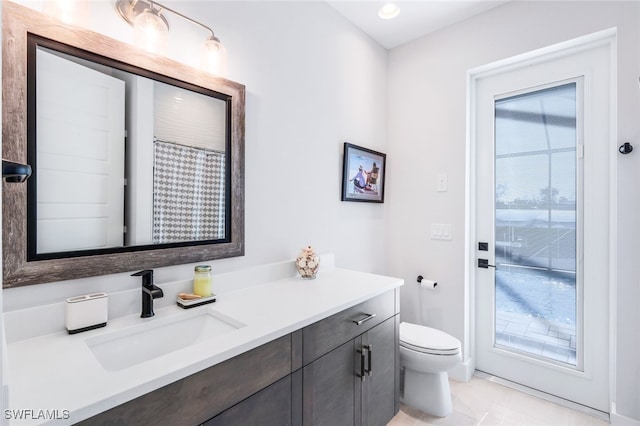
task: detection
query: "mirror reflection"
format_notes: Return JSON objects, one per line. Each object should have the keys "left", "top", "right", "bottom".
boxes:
{"left": 3, "top": 0, "right": 244, "bottom": 287}
{"left": 30, "top": 42, "right": 229, "bottom": 259}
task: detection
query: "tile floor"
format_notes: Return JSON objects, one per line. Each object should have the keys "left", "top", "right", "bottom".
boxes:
{"left": 387, "top": 376, "right": 609, "bottom": 426}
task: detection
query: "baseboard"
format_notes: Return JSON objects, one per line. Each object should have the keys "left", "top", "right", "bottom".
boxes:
{"left": 475, "top": 371, "right": 609, "bottom": 422}
{"left": 449, "top": 357, "right": 474, "bottom": 382}
{"left": 610, "top": 402, "right": 640, "bottom": 426}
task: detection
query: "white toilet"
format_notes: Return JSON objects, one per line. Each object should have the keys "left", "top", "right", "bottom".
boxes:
{"left": 399, "top": 321, "right": 462, "bottom": 417}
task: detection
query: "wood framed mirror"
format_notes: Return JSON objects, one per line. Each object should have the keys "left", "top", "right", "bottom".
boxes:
{"left": 2, "top": 1, "right": 245, "bottom": 287}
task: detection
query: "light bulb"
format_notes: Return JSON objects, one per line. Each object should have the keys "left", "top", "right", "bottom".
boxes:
{"left": 43, "top": 0, "right": 88, "bottom": 26}
{"left": 378, "top": 3, "right": 400, "bottom": 20}
{"left": 133, "top": 9, "right": 169, "bottom": 54}
{"left": 200, "top": 37, "right": 228, "bottom": 77}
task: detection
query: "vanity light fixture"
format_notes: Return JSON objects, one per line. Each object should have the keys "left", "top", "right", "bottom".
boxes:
{"left": 132, "top": 6, "right": 169, "bottom": 54}
{"left": 42, "top": 0, "right": 88, "bottom": 26}
{"left": 115, "top": 0, "right": 227, "bottom": 76}
{"left": 378, "top": 3, "right": 400, "bottom": 20}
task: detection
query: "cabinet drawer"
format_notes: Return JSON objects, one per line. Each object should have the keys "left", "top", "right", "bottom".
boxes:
{"left": 302, "top": 290, "right": 395, "bottom": 365}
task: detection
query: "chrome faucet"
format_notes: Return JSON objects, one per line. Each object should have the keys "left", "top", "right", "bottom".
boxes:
{"left": 132, "top": 270, "right": 164, "bottom": 318}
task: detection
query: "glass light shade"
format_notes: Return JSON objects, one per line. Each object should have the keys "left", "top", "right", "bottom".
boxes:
{"left": 43, "top": 0, "right": 88, "bottom": 26}
{"left": 200, "top": 37, "right": 228, "bottom": 77}
{"left": 133, "top": 9, "right": 169, "bottom": 55}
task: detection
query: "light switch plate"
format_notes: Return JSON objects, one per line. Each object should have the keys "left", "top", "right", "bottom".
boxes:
{"left": 436, "top": 173, "right": 447, "bottom": 192}
{"left": 431, "top": 224, "right": 452, "bottom": 240}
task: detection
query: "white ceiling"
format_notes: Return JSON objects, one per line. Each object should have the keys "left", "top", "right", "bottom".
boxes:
{"left": 327, "top": 1, "right": 511, "bottom": 49}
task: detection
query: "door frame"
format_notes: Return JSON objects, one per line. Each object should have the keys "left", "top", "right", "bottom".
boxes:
{"left": 464, "top": 28, "right": 617, "bottom": 411}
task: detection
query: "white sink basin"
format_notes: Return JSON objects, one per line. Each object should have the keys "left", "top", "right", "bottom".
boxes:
{"left": 86, "top": 309, "right": 245, "bottom": 371}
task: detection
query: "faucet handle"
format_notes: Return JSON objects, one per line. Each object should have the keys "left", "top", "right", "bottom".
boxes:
{"left": 132, "top": 270, "right": 154, "bottom": 287}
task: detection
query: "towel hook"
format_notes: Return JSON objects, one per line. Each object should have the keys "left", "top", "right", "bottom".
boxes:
{"left": 619, "top": 142, "right": 633, "bottom": 154}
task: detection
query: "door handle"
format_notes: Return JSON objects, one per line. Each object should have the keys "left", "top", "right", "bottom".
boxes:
{"left": 478, "top": 259, "right": 496, "bottom": 269}
{"left": 478, "top": 242, "right": 495, "bottom": 268}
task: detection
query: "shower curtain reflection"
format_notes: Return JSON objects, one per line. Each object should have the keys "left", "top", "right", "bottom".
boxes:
{"left": 152, "top": 140, "right": 226, "bottom": 244}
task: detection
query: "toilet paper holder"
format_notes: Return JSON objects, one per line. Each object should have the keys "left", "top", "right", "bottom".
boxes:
{"left": 417, "top": 275, "right": 437, "bottom": 289}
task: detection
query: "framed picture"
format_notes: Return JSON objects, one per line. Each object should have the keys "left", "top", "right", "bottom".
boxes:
{"left": 341, "top": 142, "right": 386, "bottom": 203}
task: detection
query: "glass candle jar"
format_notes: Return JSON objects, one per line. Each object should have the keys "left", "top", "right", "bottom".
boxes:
{"left": 193, "top": 265, "right": 213, "bottom": 297}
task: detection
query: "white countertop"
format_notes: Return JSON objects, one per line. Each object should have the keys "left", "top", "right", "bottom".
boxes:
{"left": 5, "top": 267, "right": 403, "bottom": 425}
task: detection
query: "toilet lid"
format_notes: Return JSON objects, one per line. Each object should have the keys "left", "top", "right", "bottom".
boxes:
{"left": 400, "top": 322, "right": 461, "bottom": 355}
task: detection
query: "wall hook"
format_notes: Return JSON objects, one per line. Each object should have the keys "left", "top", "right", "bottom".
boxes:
{"left": 619, "top": 142, "right": 633, "bottom": 154}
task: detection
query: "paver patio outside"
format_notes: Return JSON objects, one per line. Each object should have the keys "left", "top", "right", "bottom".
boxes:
{"left": 495, "top": 268, "right": 577, "bottom": 365}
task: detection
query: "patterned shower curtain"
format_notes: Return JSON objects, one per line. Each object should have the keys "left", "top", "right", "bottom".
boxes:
{"left": 153, "top": 140, "right": 226, "bottom": 244}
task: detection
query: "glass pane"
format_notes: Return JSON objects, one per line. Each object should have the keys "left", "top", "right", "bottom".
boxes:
{"left": 494, "top": 83, "right": 577, "bottom": 366}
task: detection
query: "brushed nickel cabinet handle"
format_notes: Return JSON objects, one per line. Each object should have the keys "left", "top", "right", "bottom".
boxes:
{"left": 352, "top": 313, "right": 376, "bottom": 326}
{"left": 357, "top": 348, "right": 367, "bottom": 381}
{"left": 364, "top": 344, "right": 372, "bottom": 376}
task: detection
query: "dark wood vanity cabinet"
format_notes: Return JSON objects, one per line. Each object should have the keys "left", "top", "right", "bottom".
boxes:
{"left": 81, "top": 289, "right": 399, "bottom": 426}
{"left": 302, "top": 316, "right": 398, "bottom": 426}
{"left": 300, "top": 288, "right": 399, "bottom": 426}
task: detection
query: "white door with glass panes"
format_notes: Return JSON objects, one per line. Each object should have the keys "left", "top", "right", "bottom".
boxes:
{"left": 471, "top": 33, "right": 613, "bottom": 412}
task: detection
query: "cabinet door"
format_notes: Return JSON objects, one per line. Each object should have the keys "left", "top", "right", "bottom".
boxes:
{"left": 362, "top": 317, "right": 397, "bottom": 426}
{"left": 303, "top": 340, "right": 356, "bottom": 426}
{"left": 205, "top": 375, "right": 292, "bottom": 426}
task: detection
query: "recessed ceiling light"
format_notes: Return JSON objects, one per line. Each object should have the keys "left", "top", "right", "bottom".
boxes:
{"left": 378, "top": 3, "right": 400, "bottom": 20}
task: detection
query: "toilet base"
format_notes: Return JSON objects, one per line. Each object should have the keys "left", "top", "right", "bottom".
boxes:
{"left": 400, "top": 368, "right": 453, "bottom": 417}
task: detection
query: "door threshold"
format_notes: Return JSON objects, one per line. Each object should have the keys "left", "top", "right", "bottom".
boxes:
{"left": 474, "top": 370, "right": 610, "bottom": 422}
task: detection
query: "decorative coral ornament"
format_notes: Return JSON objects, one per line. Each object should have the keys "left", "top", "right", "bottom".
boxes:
{"left": 296, "top": 246, "right": 320, "bottom": 279}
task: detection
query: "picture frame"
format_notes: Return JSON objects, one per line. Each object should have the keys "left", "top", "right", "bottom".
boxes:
{"left": 341, "top": 142, "right": 386, "bottom": 203}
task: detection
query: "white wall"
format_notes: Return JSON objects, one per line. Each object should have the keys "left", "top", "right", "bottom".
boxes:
{"left": 3, "top": 0, "right": 389, "bottom": 310}
{"left": 387, "top": 0, "right": 639, "bottom": 421}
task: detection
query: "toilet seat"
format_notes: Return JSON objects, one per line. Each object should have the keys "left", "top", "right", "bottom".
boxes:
{"left": 400, "top": 322, "right": 461, "bottom": 356}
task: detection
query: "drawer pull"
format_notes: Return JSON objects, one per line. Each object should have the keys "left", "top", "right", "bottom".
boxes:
{"left": 352, "top": 313, "right": 376, "bottom": 326}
